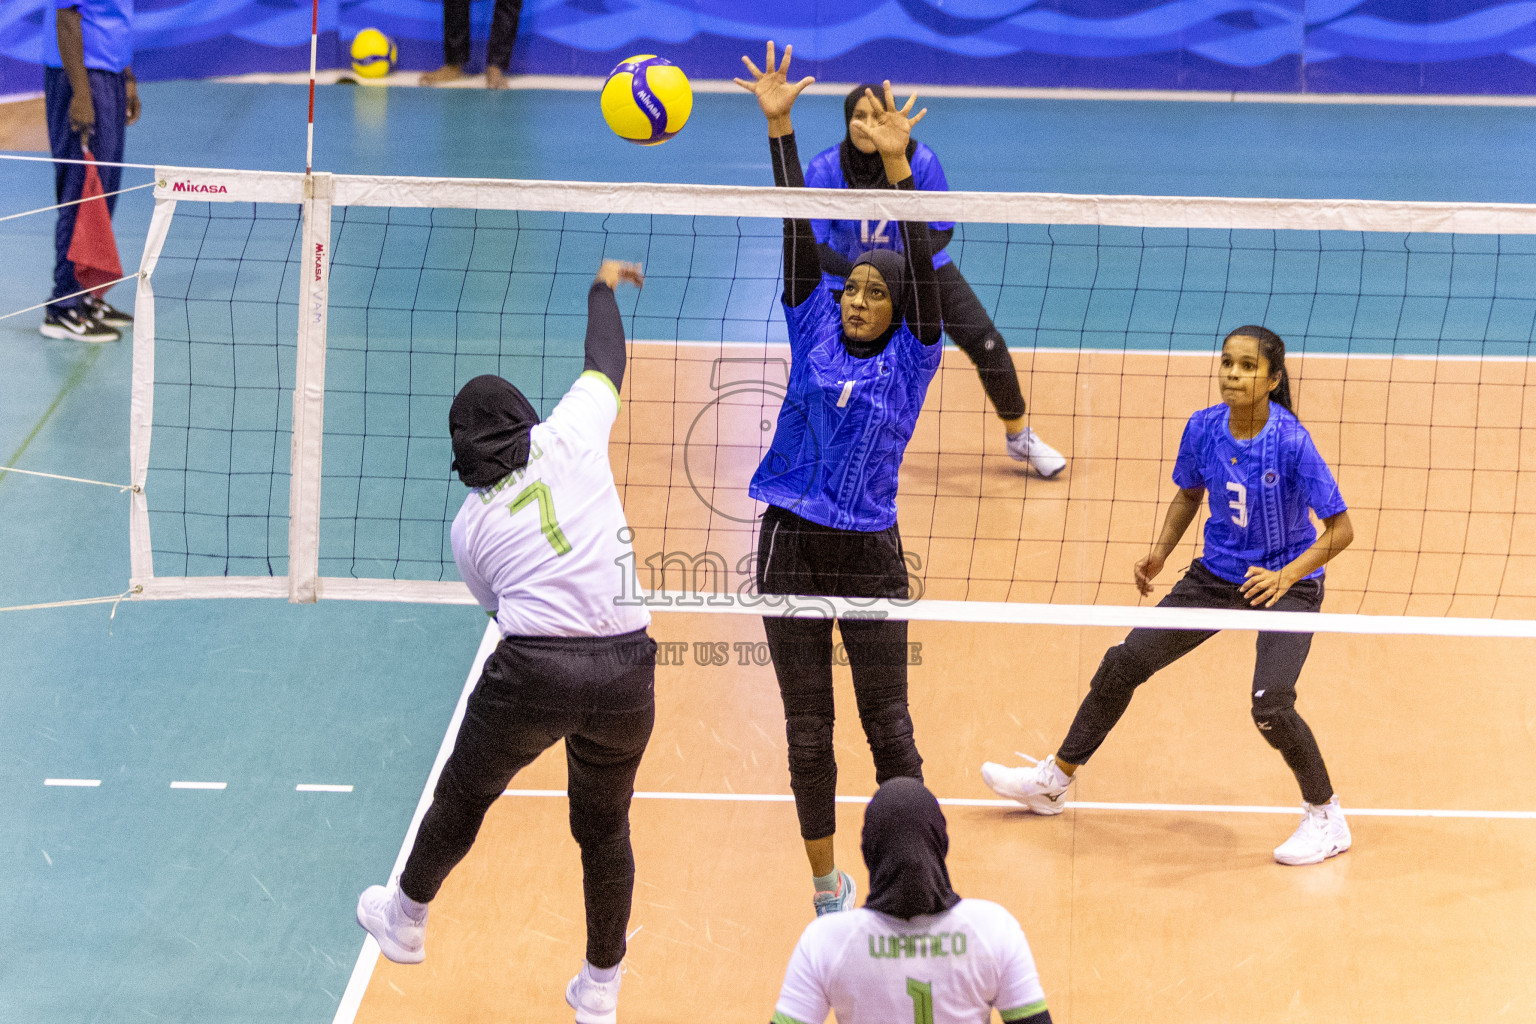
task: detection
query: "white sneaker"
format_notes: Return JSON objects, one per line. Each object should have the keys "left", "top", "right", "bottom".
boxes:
{"left": 981, "top": 753, "right": 1073, "bottom": 815}
{"left": 1273, "top": 796, "right": 1352, "bottom": 866}
{"left": 565, "top": 961, "right": 623, "bottom": 1024}
{"left": 355, "top": 883, "right": 426, "bottom": 964}
{"left": 1006, "top": 427, "right": 1066, "bottom": 478}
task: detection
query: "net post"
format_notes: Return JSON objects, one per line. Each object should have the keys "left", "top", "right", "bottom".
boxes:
{"left": 288, "top": 172, "right": 333, "bottom": 603}
{"left": 128, "top": 186, "right": 176, "bottom": 592}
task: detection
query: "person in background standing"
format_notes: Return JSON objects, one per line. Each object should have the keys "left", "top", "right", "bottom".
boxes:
{"left": 419, "top": 0, "right": 523, "bottom": 90}
{"left": 41, "top": 0, "right": 139, "bottom": 343}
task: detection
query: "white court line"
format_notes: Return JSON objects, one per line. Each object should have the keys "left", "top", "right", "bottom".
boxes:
{"left": 331, "top": 620, "right": 500, "bottom": 1024}
{"left": 43, "top": 778, "right": 100, "bottom": 787}
{"left": 297, "top": 784, "right": 355, "bottom": 793}
{"left": 170, "top": 781, "right": 227, "bottom": 790}
{"left": 502, "top": 787, "right": 1536, "bottom": 821}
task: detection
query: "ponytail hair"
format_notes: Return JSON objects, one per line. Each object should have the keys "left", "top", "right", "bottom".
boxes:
{"left": 1224, "top": 325, "right": 1293, "bottom": 414}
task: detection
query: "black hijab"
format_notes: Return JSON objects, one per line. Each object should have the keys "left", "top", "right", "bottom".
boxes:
{"left": 448, "top": 374, "right": 539, "bottom": 487}
{"left": 843, "top": 247, "right": 910, "bottom": 359}
{"left": 861, "top": 777, "right": 961, "bottom": 920}
{"left": 839, "top": 82, "right": 918, "bottom": 190}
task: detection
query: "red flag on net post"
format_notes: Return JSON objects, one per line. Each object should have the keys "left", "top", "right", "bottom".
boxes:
{"left": 65, "top": 148, "right": 123, "bottom": 298}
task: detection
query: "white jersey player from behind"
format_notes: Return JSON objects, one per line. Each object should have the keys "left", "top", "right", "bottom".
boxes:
{"left": 357, "top": 260, "right": 654, "bottom": 1024}
{"left": 772, "top": 778, "right": 1052, "bottom": 1024}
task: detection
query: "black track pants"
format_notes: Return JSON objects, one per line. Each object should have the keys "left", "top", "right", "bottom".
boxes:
{"left": 756, "top": 506, "right": 923, "bottom": 840}
{"left": 442, "top": 0, "right": 524, "bottom": 70}
{"left": 398, "top": 629, "right": 656, "bottom": 969}
{"left": 936, "top": 262, "right": 1027, "bottom": 422}
{"left": 1056, "top": 560, "right": 1335, "bottom": 805}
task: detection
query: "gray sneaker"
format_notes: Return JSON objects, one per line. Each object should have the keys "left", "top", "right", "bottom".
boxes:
{"left": 812, "top": 869, "right": 857, "bottom": 916}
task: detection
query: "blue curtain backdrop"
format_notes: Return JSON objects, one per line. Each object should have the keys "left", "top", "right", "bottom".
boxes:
{"left": 6, "top": 2, "right": 1536, "bottom": 98}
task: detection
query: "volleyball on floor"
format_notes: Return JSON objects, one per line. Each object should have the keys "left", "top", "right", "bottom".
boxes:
{"left": 350, "top": 28, "right": 397, "bottom": 80}
{"left": 601, "top": 55, "right": 693, "bottom": 145}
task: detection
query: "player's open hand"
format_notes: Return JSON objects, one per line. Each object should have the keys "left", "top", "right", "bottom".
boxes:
{"left": 1240, "top": 565, "right": 1291, "bottom": 607}
{"left": 596, "top": 260, "right": 644, "bottom": 290}
{"left": 734, "top": 41, "right": 815, "bottom": 122}
{"left": 1132, "top": 552, "right": 1164, "bottom": 596}
{"left": 862, "top": 81, "right": 927, "bottom": 157}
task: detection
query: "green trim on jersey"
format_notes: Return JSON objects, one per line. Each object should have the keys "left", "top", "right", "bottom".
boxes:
{"left": 771, "top": 1012, "right": 813, "bottom": 1024}
{"left": 1001, "top": 998, "right": 1049, "bottom": 1021}
{"left": 581, "top": 369, "right": 621, "bottom": 409}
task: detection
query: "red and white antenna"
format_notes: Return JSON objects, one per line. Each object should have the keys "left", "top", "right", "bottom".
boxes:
{"left": 305, "top": 0, "right": 319, "bottom": 174}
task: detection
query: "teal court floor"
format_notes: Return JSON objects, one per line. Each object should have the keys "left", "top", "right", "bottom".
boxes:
{"left": 6, "top": 79, "right": 1536, "bottom": 1022}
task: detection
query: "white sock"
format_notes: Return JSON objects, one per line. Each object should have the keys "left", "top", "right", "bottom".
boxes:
{"left": 587, "top": 962, "right": 620, "bottom": 983}
{"left": 395, "top": 887, "right": 429, "bottom": 923}
{"left": 813, "top": 869, "right": 841, "bottom": 894}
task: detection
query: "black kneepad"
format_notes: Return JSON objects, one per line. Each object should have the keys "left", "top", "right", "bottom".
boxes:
{"left": 1252, "top": 706, "right": 1302, "bottom": 751}
{"left": 785, "top": 714, "right": 834, "bottom": 765}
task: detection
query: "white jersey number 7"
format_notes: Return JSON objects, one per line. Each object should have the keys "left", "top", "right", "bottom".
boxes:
{"left": 508, "top": 480, "right": 572, "bottom": 555}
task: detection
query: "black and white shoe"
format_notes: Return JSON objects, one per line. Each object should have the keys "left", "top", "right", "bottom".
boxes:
{"left": 40, "top": 305, "right": 120, "bottom": 343}
{"left": 83, "top": 295, "right": 133, "bottom": 328}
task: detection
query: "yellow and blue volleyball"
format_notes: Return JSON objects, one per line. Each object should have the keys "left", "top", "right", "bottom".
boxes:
{"left": 350, "top": 28, "right": 397, "bottom": 80}
{"left": 601, "top": 55, "right": 692, "bottom": 145}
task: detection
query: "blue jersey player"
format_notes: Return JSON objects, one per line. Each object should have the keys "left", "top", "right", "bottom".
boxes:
{"left": 803, "top": 84, "right": 1066, "bottom": 479}
{"left": 982, "top": 326, "right": 1357, "bottom": 867}
{"left": 735, "top": 44, "right": 941, "bottom": 916}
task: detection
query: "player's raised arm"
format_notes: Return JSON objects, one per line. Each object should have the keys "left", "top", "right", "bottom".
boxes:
{"left": 859, "top": 81, "right": 941, "bottom": 346}
{"left": 584, "top": 259, "right": 644, "bottom": 392}
{"left": 735, "top": 42, "right": 821, "bottom": 308}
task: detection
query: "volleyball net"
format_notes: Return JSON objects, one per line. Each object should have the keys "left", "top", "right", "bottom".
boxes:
{"left": 126, "top": 166, "right": 1536, "bottom": 635}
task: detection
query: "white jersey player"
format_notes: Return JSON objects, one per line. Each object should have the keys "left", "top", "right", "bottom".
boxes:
{"left": 357, "top": 260, "right": 653, "bottom": 1024}
{"left": 773, "top": 779, "right": 1052, "bottom": 1024}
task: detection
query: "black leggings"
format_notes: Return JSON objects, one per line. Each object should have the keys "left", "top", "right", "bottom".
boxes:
{"left": 1057, "top": 560, "right": 1334, "bottom": 805}
{"left": 399, "top": 629, "right": 656, "bottom": 969}
{"left": 936, "top": 262, "right": 1027, "bottom": 422}
{"left": 442, "top": 0, "right": 523, "bottom": 70}
{"left": 757, "top": 505, "right": 923, "bottom": 841}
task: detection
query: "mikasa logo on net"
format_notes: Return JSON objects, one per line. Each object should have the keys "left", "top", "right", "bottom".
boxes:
{"left": 167, "top": 180, "right": 228, "bottom": 193}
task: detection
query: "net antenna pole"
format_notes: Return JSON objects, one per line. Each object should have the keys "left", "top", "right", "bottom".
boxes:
{"left": 289, "top": 0, "right": 332, "bottom": 603}
{"left": 306, "top": 0, "right": 318, "bottom": 175}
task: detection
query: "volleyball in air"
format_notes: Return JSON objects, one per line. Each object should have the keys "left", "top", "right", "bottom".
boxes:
{"left": 350, "top": 28, "right": 397, "bottom": 80}
{"left": 601, "top": 55, "right": 693, "bottom": 145}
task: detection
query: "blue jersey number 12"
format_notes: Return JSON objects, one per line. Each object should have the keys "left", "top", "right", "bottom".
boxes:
{"left": 860, "top": 219, "right": 891, "bottom": 245}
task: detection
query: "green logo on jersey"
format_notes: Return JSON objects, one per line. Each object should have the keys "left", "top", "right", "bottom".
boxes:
{"left": 868, "top": 932, "right": 967, "bottom": 959}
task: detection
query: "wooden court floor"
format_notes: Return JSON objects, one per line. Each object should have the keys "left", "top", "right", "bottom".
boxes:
{"left": 350, "top": 343, "right": 1536, "bottom": 1022}
{"left": 611, "top": 343, "right": 1536, "bottom": 617}
{"left": 352, "top": 614, "right": 1536, "bottom": 1024}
